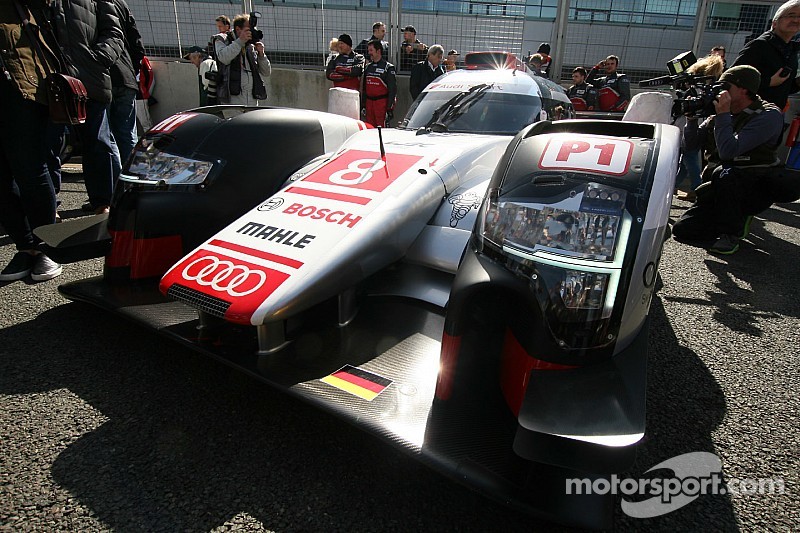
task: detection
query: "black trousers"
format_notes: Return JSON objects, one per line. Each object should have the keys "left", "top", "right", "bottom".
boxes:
{"left": 0, "top": 80, "right": 56, "bottom": 250}
{"left": 672, "top": 165, "right": 777, "bottom": 243}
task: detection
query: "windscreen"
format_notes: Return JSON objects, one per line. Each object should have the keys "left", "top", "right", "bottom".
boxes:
{"left": 402, "top": 91, "right": 542, "bottom": 135}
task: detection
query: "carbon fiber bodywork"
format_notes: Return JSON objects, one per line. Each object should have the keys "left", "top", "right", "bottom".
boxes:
{"left": 48, "top": 83, "right": 680, "bottom": 529}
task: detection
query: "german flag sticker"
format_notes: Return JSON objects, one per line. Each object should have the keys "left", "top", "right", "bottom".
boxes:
{"left": 320, "top": 365, "right": 392, "bottom": 401}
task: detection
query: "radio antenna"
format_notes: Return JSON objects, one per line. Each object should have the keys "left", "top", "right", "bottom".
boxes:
{"left": 377, "top": 126, "right": 390, "bottom": 179}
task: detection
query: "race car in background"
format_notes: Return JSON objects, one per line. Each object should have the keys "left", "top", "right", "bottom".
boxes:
{"left": 42, "top": 63, "right": 681, "bottom": 528}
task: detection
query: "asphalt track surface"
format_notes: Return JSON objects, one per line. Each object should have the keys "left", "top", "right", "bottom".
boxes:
{"left": 1, "top": 170, "right": 798, "bottom": 532}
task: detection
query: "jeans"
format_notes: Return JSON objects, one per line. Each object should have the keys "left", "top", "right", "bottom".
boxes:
{"left": 0, "top": 80, "right": 57, "bottom": 249}
{"left": 676, "top": 149, "right": 702, "bottom": 190}
{"left": 109, "top": 86, "right": 138, "bottom": 167}
{"left": 46, "top": 123, "right": 67, "bottom": 195}
{"left": 77, "top": 99, "right": 121, "bottom": 208}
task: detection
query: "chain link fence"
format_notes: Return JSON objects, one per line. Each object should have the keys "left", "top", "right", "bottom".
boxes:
{"left": 130, "top": 0, "right": 784, "bottom": 83}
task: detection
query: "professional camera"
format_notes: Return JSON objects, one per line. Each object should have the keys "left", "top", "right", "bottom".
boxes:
{"left": 673, "top": 80, "right": 730, "bottom": 117}
{"left": 248, "top": 11, "right": 263, "bottom": 44}
{"left": 639, "top": 51, "right": 725, "bottom": 119}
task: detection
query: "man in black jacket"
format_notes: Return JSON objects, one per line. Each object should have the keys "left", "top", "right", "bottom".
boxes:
{"left": 108, "top": 0, "right": 145, "bottom": 168}
{"left": 399, "top": 25, "right": 427, "bottom": 72}
{"left": 49, "top": 0, "right": 125, "bottom": 213}
{"left": 409, "top": 44, "right": 444, "bottom": 100}
{"left": 354, "top": 21, "right": 388, "bottom": 58}
{"left": 732, "top": 0, "right": 800, "bottom": 110}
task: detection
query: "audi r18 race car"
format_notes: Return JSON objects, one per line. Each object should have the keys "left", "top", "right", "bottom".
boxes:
{"left": 42, "top": 64, "right": 680, "bottom": 528}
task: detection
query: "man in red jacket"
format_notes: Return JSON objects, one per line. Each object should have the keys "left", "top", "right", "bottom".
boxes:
{"left": 326, "top": 33, "right": 364, "bottom": 91}
{"left": 361, "top": 40, "right": 397, "bottom": 127}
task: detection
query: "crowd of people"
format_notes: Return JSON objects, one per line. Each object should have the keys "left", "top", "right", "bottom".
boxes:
{"left": 671, "top": 0, "right": 800, "bottom": 254}
{"left": 322, "top": 22, "right": 463, "bottom": 128}
{"left": 1, "top": 0, "right": 147, "bottom": 282}
{"left": 3, "top": 2, "right": 800, "bottom": 285}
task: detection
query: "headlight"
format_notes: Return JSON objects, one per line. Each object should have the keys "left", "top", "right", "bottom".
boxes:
{"left": 477, "top": 182, "right": 630, "bottom": 351}
{"left": 120, "top": 138, "right": 216, "bottom": 186}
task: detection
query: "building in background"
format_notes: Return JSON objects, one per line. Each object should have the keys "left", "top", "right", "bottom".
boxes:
{"left": 131, "top": 0, "right": 780, "bottom": 82}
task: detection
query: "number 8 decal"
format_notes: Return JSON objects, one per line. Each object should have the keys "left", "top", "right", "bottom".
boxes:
{"left": 328, "top": 158, "right": 385, "bottom": 185}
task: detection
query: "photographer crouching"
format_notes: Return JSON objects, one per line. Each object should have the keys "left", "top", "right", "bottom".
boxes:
{"left": 214, "top": 12, "right": 270, "bottom": 106}
{"left": 672, "top": 65, "right": 786, "bottom": 255}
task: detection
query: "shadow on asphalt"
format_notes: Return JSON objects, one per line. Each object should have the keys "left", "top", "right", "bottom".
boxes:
{"left": 0, "top": 303, "right": 546, "bottom": 531}
{"left": 615, "top": 296, "right": 737, "bottom": 530}
{"left": 0, "top": 284, "right": 739, "bottom": 531}
{"left": 665, "top": 204, "right": 800, "bottom": 337}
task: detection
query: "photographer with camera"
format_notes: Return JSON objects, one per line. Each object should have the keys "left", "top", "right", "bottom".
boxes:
{"left": 674, "top": 54, "right": 725, "bottom": 201}
{"left": 399, "top": 26, "right": 427, "bottom": 72}
{"left": 214, "top": 13, "right": 270, "bottom": 106}
{"left": 731, "top": 0, "right": 800, "bottom": 110}
{"left": 672, "top": 65, "right": 785, "bottom": 254}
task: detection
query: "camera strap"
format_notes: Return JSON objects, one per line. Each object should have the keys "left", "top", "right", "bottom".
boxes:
{"left": 244, "top": 45, "right": 266, "bottom": 100}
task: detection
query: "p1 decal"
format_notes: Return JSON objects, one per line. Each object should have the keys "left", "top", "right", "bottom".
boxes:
{"left": 164, "top": 248, "right": 291, "bottom": 324}
{"left": 320, "top": 365, "right": 393, "bottom": 401}
{"left": 539, "top": 136, "right": 634, "bottom": 176}
{"left": 288, "top": 149, "right": 423, "bottom": 205}
{"left": 150, "top": 113, "right": 198, "bottom": 134}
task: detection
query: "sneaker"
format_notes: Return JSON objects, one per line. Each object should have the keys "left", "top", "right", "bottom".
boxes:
{"left": 739, "top": 215, "right": 754, "bottom": 240}
{"left": 708, "top": 234, "right": 740, "bottom": 255}
{"left": 81, "top": 201, "right": 94, "bottom": 212}
{"left": 30, "top": 253, "right": 63, "bottom": 281}
{"left": 0, "top": 252, "right": 37, "bottom": 281}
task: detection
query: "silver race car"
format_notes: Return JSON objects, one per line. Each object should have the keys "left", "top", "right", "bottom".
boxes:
{"left": 44, "top": 63, "right": 679, "bottom": 528}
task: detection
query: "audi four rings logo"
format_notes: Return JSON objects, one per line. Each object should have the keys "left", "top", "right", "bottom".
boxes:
{"left": 182, "top": 256, "right": 267, "bottom": 296}
{"left": 258, "top": 197, "right": 284, "bottom": 211}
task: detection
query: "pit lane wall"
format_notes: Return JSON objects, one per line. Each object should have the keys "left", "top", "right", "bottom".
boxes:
{"left": 147, "top": 58, "right": 800, "bottom": 159}
{"left": 147, "top": 59, "right": 414, "bottom": 125}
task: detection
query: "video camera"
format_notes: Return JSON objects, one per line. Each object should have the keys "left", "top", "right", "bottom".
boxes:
{"left": 248, "top": 11, "right": 263, "bottom": 45}
{"left": 639, "top": 51, "right": 729, "bottom": 119}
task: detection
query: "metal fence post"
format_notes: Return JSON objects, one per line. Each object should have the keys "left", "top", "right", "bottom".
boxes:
{"left": 691, "top": 0, "right": 711, "bottom": 56}
{"left": 552, "top": 0, "right": 570, "bottom": 82}
{"left": 390, "top": 0, "right": 401, "bottom": 68}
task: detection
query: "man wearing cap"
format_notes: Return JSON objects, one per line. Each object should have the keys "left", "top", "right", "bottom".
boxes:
{"left": 326, "top": 34, "right": 365, "bottom": 91}
{"left": 184, "top": 46, "right": 218, "bottom": 106}
{"left": 410, "top": 45, "right": 445, "bottom": 100}
{"left": 399, "top": 26, "right": 428, "bottom": 72}
{"left": 672, "top": 65, "right": 784, "bottom": 254}
{"left": 536, "top": 43, "right": 552, "bottom": 78}
{"left": 444, "top": 50, "right": 459, "bottom": 72}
